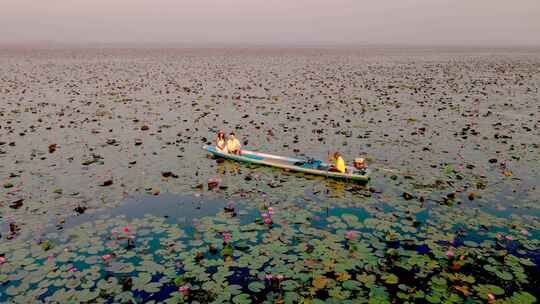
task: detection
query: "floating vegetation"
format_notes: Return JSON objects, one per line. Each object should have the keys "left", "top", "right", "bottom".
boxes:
{"left": 1, "top": 48, "right": 540, "bottom": 302}
{"left": 1, "top": 197, "right": 539, "bottom": 303}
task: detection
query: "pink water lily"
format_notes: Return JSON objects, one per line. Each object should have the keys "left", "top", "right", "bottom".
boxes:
{"left": 68, "top": 266, "right": 78, "bottom": 273}
{"left": 505, "top": 235, "right": 513, "bottom": 241}
{"left": 222, "top": 232, "right": 231, "bottom": 243}
{"left": 261, "top": 212, "right": 269, "bottom": 218}
{"left": 122, "top": 226, "right": 130, "bottom": 233}
{"left": 264, "top": 217, "right": 273, "bottom": 225}
{"left": 521, "top": 229, "right": 529, "bottom": 236}
{"left": 268, "top": 207, "right": 273, "bottom": 215}
{"left": 101, "top": 254, "right": 112, "bottom": 261}
{"left": 276, "top": 274, "right": 284, "bottom": 281}
{"left": 111, "top": 229, "right": 118, "bottom": 236}
{"left": 0, "top": 257, "right": 6, "bottom": 264}
{"left": 265, "top": 274, "right": 273, "bottom": 280}
{"left": 345, "top": 231, "right": 357, "bottom": 240}
{"left": 179, "top": 285, "right": 189, "bottom": 295}
{"left": 487, "top": 293, "right": 495, "bottom": 301}
{"left": 445, "top": 250, "right": 455, "bottom": 259}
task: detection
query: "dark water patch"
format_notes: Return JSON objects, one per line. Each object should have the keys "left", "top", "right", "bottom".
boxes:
{"left": 60, "top": 193, "right": 228, "bottom": 230}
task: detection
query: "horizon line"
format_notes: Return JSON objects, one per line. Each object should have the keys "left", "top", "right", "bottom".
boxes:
{"left": 2, "top": 40, "right": 540, "bottom": 49}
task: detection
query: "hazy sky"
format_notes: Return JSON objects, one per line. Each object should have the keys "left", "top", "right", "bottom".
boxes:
{"left": 1, "top": 0, "right": 540, "bottom": 46}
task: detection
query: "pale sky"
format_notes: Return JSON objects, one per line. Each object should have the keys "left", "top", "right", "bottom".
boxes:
{"left": 1, "top": 0, "right": 540, "bottom": 46}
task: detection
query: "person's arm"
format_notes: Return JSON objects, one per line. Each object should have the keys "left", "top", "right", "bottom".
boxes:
{"left": 236, "top": 140, "right": 242, "bottom": 154}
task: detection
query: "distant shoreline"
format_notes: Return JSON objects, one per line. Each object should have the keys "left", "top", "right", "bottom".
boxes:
{"left": 1, "top": 42, "right": 540, "bottom": 51}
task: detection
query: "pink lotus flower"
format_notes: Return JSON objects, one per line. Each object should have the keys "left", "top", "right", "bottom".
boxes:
{"left": 122, "top": 226, "right": 130, "bottom": 233}
{"left": 445, "top": 250, "right": 455, "bottom": 259}
{"left": 521, "top": 229, "right": 529, "bottom": 236}
{"left": 47, "top": 255, "right": 54, "bottom": 263}
{"left": 223, "top": 232, "right": 231, "bottom": 243}
{"left": 487, "top": 293, "right": 495, "bottom": 301}
{"left": 276, "top": 274, "right": 284, "bottom": 281}
{"left": 495, "top": 233, "right": 503, "bottom": 239}
{"left": 111, "top": 229, "right": 118, "bottom": 236}
{"left": 268, "top": 207, "right": 273, "bottom": 215}
{"left": 101, "top": 254, "right": 112, "bottom": 261}
{"left": 345, "top": 231, "right": 357, "bottom": 240}
{"left": 68, "top": 267, "right": 78, "bottom": 273}
{"left": 0, "top": 257, "right": 6, "bottom": 264}
{"left": 265, "top": 274, "right": 273, "bottom": 280}
{"left": 505, "top": 235, "right": 513, "bottom": 241}
{"left": 264, "top": 217, "right": 273, "bottom": 225}
{"left": 261, "top": 212, "right": 269, "bottom": 218}
{"left": 179, "top": 285, "right": 189, "bottom": 296}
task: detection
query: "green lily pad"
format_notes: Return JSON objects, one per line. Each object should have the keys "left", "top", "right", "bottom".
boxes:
{"left": 281, "top": 280, "right": 300, "bottom": 291}
{"left": 232, "top": 293, "right": 251, "bottom": 304}
{"left": 382, "top": 274, "right": 399, "bottom": 284}
{"left": 342, "top": 280, "right": 362, "bottom": 290}
{"left": 247, "top": 281, "right": 265, "bottom": 292}
{"left": 474, "top": 284, "right": 505, "bottom": 298}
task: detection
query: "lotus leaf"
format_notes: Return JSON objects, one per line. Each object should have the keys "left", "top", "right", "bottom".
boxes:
{"left": 247, "top": 281, "right": 265, "bottom": 292}
{"left": 313, "top": 276, "right": 329, "bottom": 289}
{"left": 232, "top": 293, "right": 252, "bottom": 304}
{"left": 474, "top": 284, "right": 505, "bottom": 298}
{"left": 342, "top": 280, "right": 362, "bottom": 291}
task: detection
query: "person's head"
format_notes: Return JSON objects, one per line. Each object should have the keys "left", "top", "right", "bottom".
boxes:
{"left": 217, "top": 130, "right": 225, "bottom": 139}
{"left": 354, "top": 157, "right": 365, "bottom": 169}
{"left": 334, "top": 152, "right": 341, "bottom": 159}
{"left": 229, "top": 132, "right": 235, "bottom": 139}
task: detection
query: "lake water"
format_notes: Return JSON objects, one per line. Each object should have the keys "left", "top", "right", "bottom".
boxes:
{"left": 0, "top": 47, "right": 539, "bottom": 303}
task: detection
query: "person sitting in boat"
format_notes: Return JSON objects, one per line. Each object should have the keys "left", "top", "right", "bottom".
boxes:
{"left": 226, "top": 133, "right": 242, "bottom": 155}
{"left": 329, "top": 151, "right": 346, "bottom": 173}
{"left": 215, "top": 130, "right": 227, "bottom": 153}
{"left": 354, "top": 157, "right": 367, "bottom": 170}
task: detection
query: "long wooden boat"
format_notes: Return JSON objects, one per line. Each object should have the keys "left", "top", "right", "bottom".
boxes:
{"left": 203, "top": 145, "right": 370, "bottom": 182}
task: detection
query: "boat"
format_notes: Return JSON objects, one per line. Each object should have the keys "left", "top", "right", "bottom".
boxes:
{"left": 203, "top": 145, "right": 370, "bottom": 182}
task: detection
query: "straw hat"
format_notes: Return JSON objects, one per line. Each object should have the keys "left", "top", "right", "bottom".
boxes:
{"left": 355, "top": 158, "right": 365, "bottom": 163}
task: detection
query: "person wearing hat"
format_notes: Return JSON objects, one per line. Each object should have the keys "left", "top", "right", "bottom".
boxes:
{"left": 354, "top": 157, "right": 366, "bottom": 170}
{"left": 226, "top": 132, "right": 242, "bottom": 155}
{"left": 215, "top": 130, "right": 228, "bottom": 153}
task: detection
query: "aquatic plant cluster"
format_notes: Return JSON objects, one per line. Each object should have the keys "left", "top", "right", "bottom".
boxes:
{"left": 0, "top": 198, "right": 539, "bottom": 303}
{"left": 1, "top": 48, "right": 539, "bottom": 302}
